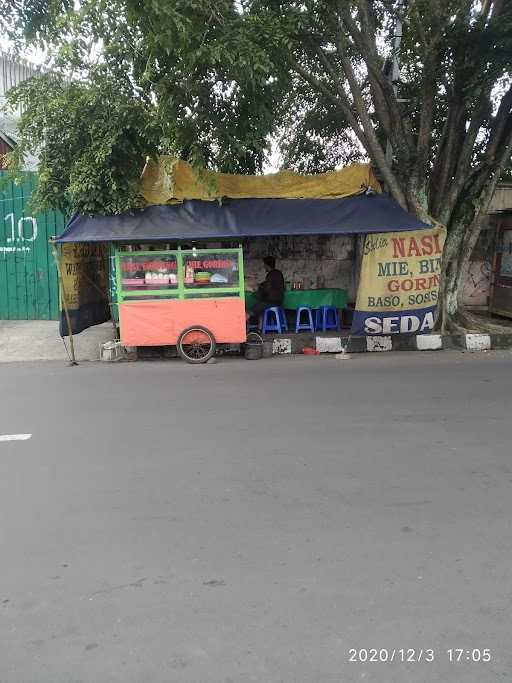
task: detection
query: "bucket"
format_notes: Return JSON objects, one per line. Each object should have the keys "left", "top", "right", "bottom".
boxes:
{"left": 244, "top": 332, "right": 263, "bottom": 360}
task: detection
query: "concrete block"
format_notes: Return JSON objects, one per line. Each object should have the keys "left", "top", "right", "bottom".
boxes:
{"left": 465, "top": 334, "right": 491, "bottom": 352}
{"left": 346, "top": 336, "right": 366, "bottom": 353}
{"left": 366, "top": 336, "right": 392, "bottom": 352}
{"left": 273, "top": 338, "right": 292, "bottom": 355}
{"left": 315, "top": 336, "right": 343, "bottom": 353}
{"left": 442, "top": 335, "right": 465, "bottom": 349}
{"left": 392, "top": 335, "right": 417, "bottom": 351}
{"left": 290, "top": 333, "right": 314, "bottom": 354}
{"left": 490, "top": 333, "right": 512, "bottom": 349}
{"left": 416, "top": 334, "right": 443, "bottom": 351}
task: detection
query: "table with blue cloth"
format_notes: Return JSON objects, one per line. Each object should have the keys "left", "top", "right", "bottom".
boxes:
{"left": 245, "top": 288, "right": 348, "bottom": 311}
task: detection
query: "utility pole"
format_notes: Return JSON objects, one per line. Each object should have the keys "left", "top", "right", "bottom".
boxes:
{"left": 385, "top": 14, "right": 403, "bottom": 164}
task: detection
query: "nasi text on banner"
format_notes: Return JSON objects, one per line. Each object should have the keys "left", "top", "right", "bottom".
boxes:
{"left": 351, "top": 225, "right": 447, "bottom": 336}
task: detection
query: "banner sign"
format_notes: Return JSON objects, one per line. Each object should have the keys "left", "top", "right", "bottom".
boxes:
{"left": 351, "top": 225, "right": 446, "bottom": 336}
{"left": 59, "top": 243, "right": 110, "bottom": 336}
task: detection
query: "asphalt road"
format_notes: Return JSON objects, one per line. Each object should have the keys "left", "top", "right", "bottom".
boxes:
{"left": 1, "top": 351, "right": 511, "bottom": 683}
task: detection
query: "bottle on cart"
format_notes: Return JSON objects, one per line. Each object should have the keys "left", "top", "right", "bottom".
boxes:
{"left": 185, "top": 264, "right": 194, "bottom": 284}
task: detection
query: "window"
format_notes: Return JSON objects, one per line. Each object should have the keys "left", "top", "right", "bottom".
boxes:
{"left": 182, "top": 252, "right": 239, "bottom": 289}
{"left": 116, "top": 247, "right": 244, "bottom": 302}
{"left": 119, "top": 254, "right": 178, "bottom": 293}
{"left": 499, "top": 230, "right": 512, "bottom": 277}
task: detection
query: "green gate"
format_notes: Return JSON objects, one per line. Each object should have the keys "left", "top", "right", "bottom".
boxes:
{"left": 0, "top": 171, "right": 64, "bottom": 319}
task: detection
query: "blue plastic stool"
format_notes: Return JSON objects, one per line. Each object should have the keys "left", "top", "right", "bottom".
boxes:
{"left": 295, "top": 306, "right": 315, "bottom": 333}
{"left": 315, "top": 306, "right": 340, "bottom": 332}
{"left": 262, "top": 307, "right": 288, "bottom": 334}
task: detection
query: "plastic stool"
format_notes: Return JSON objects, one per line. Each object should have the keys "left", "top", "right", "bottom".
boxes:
{"left": 277, "top": 307, "right": 288, "bottom": 331}
{"left": 315, "top": 306, "right": 340, "bottom": 331}
{"left": 262, "top": 307, "right": 288, "bottom": 334}
{"left": 295, "top": 307, "right": 315, "bottom": 333}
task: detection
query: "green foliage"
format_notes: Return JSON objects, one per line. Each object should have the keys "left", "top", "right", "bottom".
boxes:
{"left": 5, "top": 70, "right": 160, "bottom": 214}
{"left": 502, "top": 158, "right": 512, "bottom": 183}
{"left": 278, "top": 76, "right": 365, "bottom": 173}
{"left": 1, "top": 0, "right": 511, "bottom": 219}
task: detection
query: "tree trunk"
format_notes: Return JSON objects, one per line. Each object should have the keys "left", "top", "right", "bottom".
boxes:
{"left": 436, "top": 218, "right": 480, "bottom": 333}
{"left": 436, "top": 213, "right": 507, "bottom": 334}
{"left": 435, "top": 149, "right": 512, "bottom": 334}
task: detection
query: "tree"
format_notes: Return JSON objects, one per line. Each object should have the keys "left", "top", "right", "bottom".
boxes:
{"left": 4, "top": 71, "right": 160, "bottom": 214}
{"left": 1, "top": 0, "right": 512, "bottom": 331}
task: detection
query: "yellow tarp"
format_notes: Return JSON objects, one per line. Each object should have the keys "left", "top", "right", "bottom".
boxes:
{"left": 141, "top": 157, "right": 381, "bottom": 205}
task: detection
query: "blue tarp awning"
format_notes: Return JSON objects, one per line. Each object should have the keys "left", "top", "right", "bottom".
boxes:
{"left": 55, "top": 194, "right": 429, "bottom": 243}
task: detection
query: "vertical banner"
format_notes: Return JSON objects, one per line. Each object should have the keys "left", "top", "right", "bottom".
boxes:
{"left": 59, "top": 243, "right": 110, "bottom": 335}
{"left": 351, "top": 225, "right": 446, "bottom": 336}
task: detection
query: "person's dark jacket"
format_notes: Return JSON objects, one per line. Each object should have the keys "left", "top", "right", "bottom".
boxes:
{"left": 258, "top": 269, "right": 285, "bottom": 304}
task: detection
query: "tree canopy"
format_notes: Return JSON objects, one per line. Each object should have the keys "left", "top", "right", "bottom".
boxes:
{"left": 1, "top": 0, "right": 512, "bottom": 328}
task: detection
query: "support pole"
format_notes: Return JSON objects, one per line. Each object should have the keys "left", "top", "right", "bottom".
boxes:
{"left": 50, "top": 240, "right": 78, "bottom": 366}
{"left": 385, "top": 14, "right": 403, "bottom": 164}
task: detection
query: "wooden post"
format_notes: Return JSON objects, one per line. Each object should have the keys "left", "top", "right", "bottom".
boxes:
{"left": 50, "top": 240, "right": 78, "bottom": 365}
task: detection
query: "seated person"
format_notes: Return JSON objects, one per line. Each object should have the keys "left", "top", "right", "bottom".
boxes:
{"left": 247, "top": 256, "right": 285, "bottom": 320}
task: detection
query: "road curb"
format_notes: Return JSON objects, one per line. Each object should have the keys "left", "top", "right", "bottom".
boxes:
{"left": 264, "top": 332, "right": 512, "bottom": 355}
{"left": 108, "top": 331, "right": 512, "bottom": 361}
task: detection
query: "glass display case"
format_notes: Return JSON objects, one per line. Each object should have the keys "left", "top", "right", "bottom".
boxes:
{"left": 115, "top": 245, "right": 247, "bottom": 357}
{"left": 115, "top": 247, "right": 244, "bottom": 302}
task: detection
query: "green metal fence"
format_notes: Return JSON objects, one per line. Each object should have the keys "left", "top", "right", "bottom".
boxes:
{"left": 0, "top": 172, "right": 64, "bottom": 319}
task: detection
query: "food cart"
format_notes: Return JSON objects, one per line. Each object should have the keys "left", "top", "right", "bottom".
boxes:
{"left": 115, "top": 246, "right": 246, "bottom": 363}
{"left": 55, "top": 159, "right": 432, "bottom": 361}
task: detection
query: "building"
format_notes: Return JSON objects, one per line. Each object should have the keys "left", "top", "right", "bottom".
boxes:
{"left": 462, "top": 184, "right": 512, "bottom": 313}
{"left": 487, "top": 184, "right": 512, "bottom": 318}
{"left": 0, "top": 51, "right": 39, "bottom": 169}
{"left": 0, "top": 130, "right": 15, "bottom": 168}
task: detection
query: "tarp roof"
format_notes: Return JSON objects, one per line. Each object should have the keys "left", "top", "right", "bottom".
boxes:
{"left": 141, "top": 157, "right": 382, "bottom": 204}
{"left": 56, "top": 194, "right": 430, "bottom": 243}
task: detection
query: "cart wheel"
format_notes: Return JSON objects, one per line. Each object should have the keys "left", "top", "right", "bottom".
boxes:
{"left": 177, "top": 326, "right": 217, "bottom": 364}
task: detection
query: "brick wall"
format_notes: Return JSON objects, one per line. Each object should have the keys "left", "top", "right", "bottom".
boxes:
{"left": 243, "top": 235, "right": 356, "bottom": 300}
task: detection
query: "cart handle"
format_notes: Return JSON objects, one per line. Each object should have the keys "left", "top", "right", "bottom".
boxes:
{"left": 246, "top": 332, "right": 263, "bottom": 344}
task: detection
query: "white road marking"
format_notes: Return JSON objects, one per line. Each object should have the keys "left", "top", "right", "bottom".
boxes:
{"left": 0, "top": 434, "right": 32, "bottom": 442}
